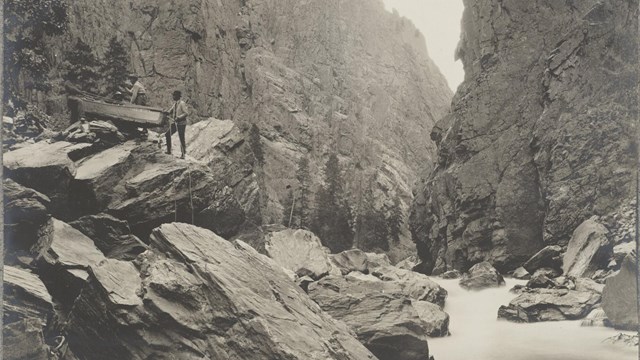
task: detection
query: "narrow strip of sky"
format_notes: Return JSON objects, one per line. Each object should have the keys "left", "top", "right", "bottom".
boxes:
{"left": 382, "top": 0, "right": 464, "bottom": 91}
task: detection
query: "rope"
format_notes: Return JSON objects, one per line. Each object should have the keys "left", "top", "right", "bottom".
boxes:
{"left": 165, "top": 120, "right": 194, "bottom": 225}
{"left": 188, "top": 163, "right": 194, "bottom": 225}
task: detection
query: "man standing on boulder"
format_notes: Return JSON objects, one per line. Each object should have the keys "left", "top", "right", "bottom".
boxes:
{"left": 128, "top": 75, "right": 148, "bottom": 106}
{"left": 163, "top": 90, "right": 189, "bottom": 159}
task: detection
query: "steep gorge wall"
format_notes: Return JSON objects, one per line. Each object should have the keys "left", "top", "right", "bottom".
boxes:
{"left": 46, "top": 0, "right": 452, "bottom": 259}
{"left": 410, "top": 0, "right": 638, "bottom": 273}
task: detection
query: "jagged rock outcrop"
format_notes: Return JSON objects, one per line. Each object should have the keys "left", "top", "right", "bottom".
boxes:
{"left": 67, "top": 223, "right": 376, "bottom": 360}
{"left": 410, "top": 0, "right": 638, "bottom": 274}
{"left": 46, "top": 0, "right": 452, "bottom": 260}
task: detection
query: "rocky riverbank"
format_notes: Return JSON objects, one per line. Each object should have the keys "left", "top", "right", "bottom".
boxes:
{"left": 3, "top": 130, "right": 452, "bottom": 359}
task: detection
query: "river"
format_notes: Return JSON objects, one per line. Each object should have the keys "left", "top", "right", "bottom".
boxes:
{"left": 428, "top": 278, "right": 638, "bottom": 360}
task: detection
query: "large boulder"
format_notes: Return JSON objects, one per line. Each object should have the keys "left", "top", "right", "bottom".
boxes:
{"left": 372, "top": 266, "right": 447, "bottom": 307}
{"left": 69, "top": 213, "right": 148, "bottom": 260}
{"left": 563, "top": 217, "right": 613, "bottom": 278}
{"left": 523, "top": 245, "right": 563, "bottom": 274}
{"left": 264, "top": 228, "right": 333, "bottom": 279}
{"left": 69, "top": 141, "right": 140, "bottom": 216}
{"left": 602, "top": 253, "right": 638, "bottom": 330}
{"left": 331, "top": 249, "right": 369, "bottom": 275}
{"left": 67, "top": 223, "right": 375, "bottom": 360}
{"left": 309, "top": 273, "right": 449, "bottom": 360}
{"left": 109, "top": 156, "right": 242, "bottom": 237}
{"left": 459, "top": 262, "right": 505, "bottom": 290}
{"left": 3, "top": 141, "right": 93, "bottom": 217}
{"left": 498, "top": 288, "right": 600, "bottom": 322}
{"left": 3, "top": 179, "right": 53, "bottom": 264}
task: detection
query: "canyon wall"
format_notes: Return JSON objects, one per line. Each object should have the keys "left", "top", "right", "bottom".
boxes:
{"left": 410, "top": 0, "right": 638, "bottom": 273}
{"left": 47, "top": 0, "right": 452, "bottom": 259}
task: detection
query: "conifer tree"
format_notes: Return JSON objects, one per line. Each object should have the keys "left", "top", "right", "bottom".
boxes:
{"left": 281, "top": 189, "right": 298, "bottom": 227}
{"left": 387, "top": 193, "right": 403, "bottom": 243}
{"left": 294, "top": 156, "right": 311, "bottom": 228}
{"left": 249, "top": 124, "right": 264, "bottom": 165}
{"left": 102, "top": 36, "right": 129, "bottom": 94}
{"left": 312, "top": 153, "right": 353, "bottom": 253}
{"left": 63, "top": 38, "right": 101, "bottom": 92}
{"left": 4, "top": 0, "right": 68, "bottom": 101}
{"left": 355, "top": 181, "right": 389, "bottom": 252}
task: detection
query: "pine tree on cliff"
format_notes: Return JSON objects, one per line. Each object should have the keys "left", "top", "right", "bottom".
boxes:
{"left": 63, "top": 38, "right": 101, "bottom": 92}
{"left": 281, "top": 189, "right": 298, "bottom": 227}
{"left": 387, "top": 193, "right": 403, "bottom": 243}
{"left": 312, "top": 153, "right": 353, "bottom": 253}
{"left": 355, "top": 179, "right": 389, "bottom": 252}
{"left": 3, "top": 0, "right": 68, "bottom": 104}
{"left": 249, "top": 124, "right": 264, "bottom": 165}
{"left": 102, "top": 36, "right": 129, "bottom": 95}
{"left": 294, "top": 155, "right": 311, "bottom": 228}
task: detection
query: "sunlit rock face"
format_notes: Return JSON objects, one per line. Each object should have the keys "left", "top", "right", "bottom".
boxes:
{"left": 410, "top": 0, "right": 638, "bottom": 274}
{"left": 49, "top": 0, "right": 452, "bottom": 259}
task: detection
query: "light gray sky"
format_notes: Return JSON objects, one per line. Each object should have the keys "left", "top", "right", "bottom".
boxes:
{"left": 383, "top": 0, "right": 465, "bottom": 91}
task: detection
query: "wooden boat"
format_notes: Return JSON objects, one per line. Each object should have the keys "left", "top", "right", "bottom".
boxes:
{"left": 69, "top": 96, "right": 166, "bottom": 128}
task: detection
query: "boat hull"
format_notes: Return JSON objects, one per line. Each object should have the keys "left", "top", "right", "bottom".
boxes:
{"left": 70, "top": 96, "right": 166, "bottom": 127}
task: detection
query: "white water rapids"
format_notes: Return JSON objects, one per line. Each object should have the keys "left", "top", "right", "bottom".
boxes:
{"left": 428, "top": 278, "right": 638, "bottom": 360}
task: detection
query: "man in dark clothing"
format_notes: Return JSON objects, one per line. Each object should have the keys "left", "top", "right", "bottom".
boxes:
{"left": 163, "top": 90, "right": 189, "bottom": 159}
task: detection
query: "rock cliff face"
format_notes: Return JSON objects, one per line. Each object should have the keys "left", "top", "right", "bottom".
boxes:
{"left": 410, "top": 0, "right": 638, "bottom": 274}
{"left": 47, "top": 0, "right": 452, "bottom": 259}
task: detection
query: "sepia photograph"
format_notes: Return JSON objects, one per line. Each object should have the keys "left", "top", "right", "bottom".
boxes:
{"left": 1, "top": 0, "right": 638, "bottom": 359}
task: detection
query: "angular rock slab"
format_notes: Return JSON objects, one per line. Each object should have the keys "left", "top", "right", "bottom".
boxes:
{"left": 3, "top": 179, "right": 53, "bottom": 261}
{"left": 68, "top": 223, "right": 375, "bottom": 360}
{"left": 37, "top": 219, "right": 106, "bottom": 307}
{"left": 69, "top": 141, "right": 139, "bottom": 215}
{"left": 523, "top": 245, "right": 563, "bottom": 274}
{"left": 602, "top": 253, "right": 638, "bottom": 330}
{"left": 69, "top": 213, "right": 147, "bottom": 260}
{"left": 309, "top": 274, "right": 448, "bottom": 360}
{"left": 264, "top": 228, "right": 333, "bottom": 279}
{"left": 563, "top": 216, "right": 612, "bottom": 278}
{"left": 459, "top": 262, "right": 505, "bottom": 290}
{"left": 498, "top": 288, "right": 600, "bottom": 322}
{"left": 3, "top": 141, "right": 92, "bottom": 217}
{"left": 4, "top": 266, "right": 53, "bottom": 325}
